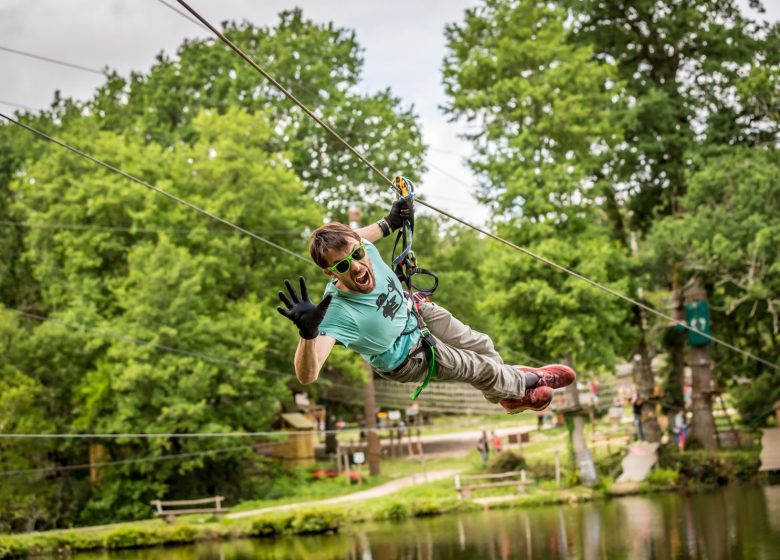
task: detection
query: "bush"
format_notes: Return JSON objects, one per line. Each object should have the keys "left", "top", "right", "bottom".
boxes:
{"left": 657, "top": 447, "right": 760, "bottom": 486}
{"left": 486, "top": 450, "right": 526, "bottom": 473}
{"left": 249, "top": 514, "right": 289, "bottom": 537}
{"left": 166, "top": 525, "right": 197, "bottom": 544}
{"left": 290, "top": 508, "right": 345, "bottom": 534}
{"left": 0, "top": 537, "right": 29, "bottom": 559}
{"left": 103, "top": 527, "right": 163, "bottom": 549}
{"left": 374, "top": 501, "right": 410, "bottom": 521}
{"left": 646, "top": 468, "right": 679, "bottom": 489}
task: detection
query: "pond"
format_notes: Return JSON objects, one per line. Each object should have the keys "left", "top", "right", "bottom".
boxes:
{"left": 73, "top": 484, "right": 780, "bottom": 559}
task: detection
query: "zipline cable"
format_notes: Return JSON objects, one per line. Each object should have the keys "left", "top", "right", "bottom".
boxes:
{"left": 0, "top": 112, "right": 309, "bottom": 265}
{"left": 175, "top": 0, "right": 780, "bottom": 373}
{"left": 0, "top": 44, "right": 105, "bottom": 76}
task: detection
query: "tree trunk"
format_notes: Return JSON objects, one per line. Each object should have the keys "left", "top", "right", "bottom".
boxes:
{"left": 324, "top": 404, "right": 338, "bottom": 456}
{"left": 635, "top": 338, "right": 662, "bottom": 442}
{"left": 685, "top": 280, "right": 718, "bottom": 452}
{"left": 664, "top": 281, "right": 687, "bottom": 432}
{"left": 563, "top": 358, "right": 597, "bottom": 486}
{"left": 689, "top": 345, "right": 718, "bottom": 451}
{"left": 628, "top": 231, "right": 661, "bottom": 442}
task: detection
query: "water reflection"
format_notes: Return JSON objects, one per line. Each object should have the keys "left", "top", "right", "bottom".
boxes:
{"left": 73, "top": 485, "right": 780, "bottom": 560}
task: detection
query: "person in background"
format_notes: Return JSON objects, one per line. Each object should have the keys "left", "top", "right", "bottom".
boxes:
{"left": 632, "top": 393, "right": 645, "bottom": 442}
{"left": 490, "top": 430, "right": 503, "bottom": 454}
{"left": 537, "top": 408, "right": 546, "bottom": 430}
{"left": 478, "top": 430, "right": 490, "bottom": 465}
{"left": 673, "top": 409, "right": 688, "bottom": 452}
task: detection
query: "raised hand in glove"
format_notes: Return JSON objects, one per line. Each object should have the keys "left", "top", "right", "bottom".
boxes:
{"left": 276, "top": 277, "right": 332, "bottom": 339}
{"left": 383, "top": 196, "right": 414, "bottom": 232}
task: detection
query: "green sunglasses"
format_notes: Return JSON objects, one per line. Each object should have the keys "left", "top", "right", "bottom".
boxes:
{"left": 327, "top": 243, "right": 366, "bottom": 273}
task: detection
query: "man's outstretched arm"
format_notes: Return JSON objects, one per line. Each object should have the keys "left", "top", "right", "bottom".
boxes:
{"left": 277, "top": 276, "right": 334, "bottom": 384}
{"left": 294, "top": 335, "right": 336, "bottom": 384}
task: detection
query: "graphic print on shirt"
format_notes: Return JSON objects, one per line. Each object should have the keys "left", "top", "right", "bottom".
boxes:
{"left": 375, "top": 277, "right": 404, "bottom": 320}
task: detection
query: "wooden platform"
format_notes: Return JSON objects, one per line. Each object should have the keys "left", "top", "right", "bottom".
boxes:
{"left": 616, "top": 442, "right": 659, "bottom": 483}
{"left": 759, "top": 428, "right": 780, "bottom": 472}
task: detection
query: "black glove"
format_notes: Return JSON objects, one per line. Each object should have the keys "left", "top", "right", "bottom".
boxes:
{"left": 276, "top": 277, "right": 332, "bottom": 340}
{"left": 384, "top": 196, "right": 414, "bottom": 232}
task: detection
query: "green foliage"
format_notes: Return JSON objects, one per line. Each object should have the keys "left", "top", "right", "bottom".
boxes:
{"left": 88, "top": 12, "right": 425, "bottom": 217}
{"left": 486, "top": 450, "right": 526, "bottom": 473}
{"left": 373, "top": 501, "right": 410, "bottom": 521}
{"left": 103, "top": 527, "right": 164, "bottom": 549}
{"left": 657, "top": 447, "right": 761, "bottom": 486}
{"left": 653, "top": 147, "right": 780, "bottom": 421}
{"left": 290, "top": 507, "right": 345, "bottom": 534}
{"left": 646, "top": 468, "right": 679, "bottom": 489}
{"left": 248, "top": 507, "right": 345, "bottom": 537}
{"left": 250, "top": 514, "right": 288, "bottom": 537}
{"left": 0, "top": 537, "right": 28, "bottom": 559}
{"left": 410, "top": 497, "right": 458, "bottom": 517}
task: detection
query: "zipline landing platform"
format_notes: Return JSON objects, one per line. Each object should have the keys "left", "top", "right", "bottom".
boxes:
{"left": 759, "top": 428, "right": 780, "bottom": 472}
{"left": 616, "top": 442, "right": 659, "bottom": 483}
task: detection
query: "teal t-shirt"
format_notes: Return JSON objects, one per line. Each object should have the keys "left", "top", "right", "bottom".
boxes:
{"left": 319, "top": 240, "right": 420, "bottom": 371}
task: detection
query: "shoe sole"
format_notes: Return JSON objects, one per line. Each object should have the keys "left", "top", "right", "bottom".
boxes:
{"left": 518, "top": 364, "right": 576, "bottom": 389}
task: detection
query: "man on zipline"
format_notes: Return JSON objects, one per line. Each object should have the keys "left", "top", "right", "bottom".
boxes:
{"left": 276, "top": 195, "right": 575, "bottom": 413}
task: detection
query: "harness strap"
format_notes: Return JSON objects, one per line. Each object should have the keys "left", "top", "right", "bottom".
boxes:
{"left": 410, "top": 341, "right": 437, "bottom": 400}
{"left": 407, "top": 297, "right": 438, "bottom": 400}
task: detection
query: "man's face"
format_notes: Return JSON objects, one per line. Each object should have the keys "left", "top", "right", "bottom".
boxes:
{"left": 323, "top": 239, "right": 375, "bottom": 294}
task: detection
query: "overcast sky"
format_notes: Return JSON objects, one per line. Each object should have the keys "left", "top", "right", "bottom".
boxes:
{"left": 1, "top": 1, "right": 777, "bottom": 228}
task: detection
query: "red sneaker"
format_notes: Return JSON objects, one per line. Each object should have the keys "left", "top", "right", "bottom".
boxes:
{"left": 499, "top": 386, "right": 554, "bottom": 414}
{"left": 517, "top": 364, "right": 576, "bottom": 389}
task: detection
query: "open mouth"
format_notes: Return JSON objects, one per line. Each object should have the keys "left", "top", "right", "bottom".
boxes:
{"left": 354, "top": 268, "right": 372, "bottom": 289}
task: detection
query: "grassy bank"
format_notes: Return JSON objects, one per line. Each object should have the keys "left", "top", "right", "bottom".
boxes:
{"left": 0, "top": 445, "right": 763, "bottom": 559}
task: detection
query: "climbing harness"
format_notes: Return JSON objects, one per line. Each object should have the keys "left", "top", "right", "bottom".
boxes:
{"left": 390, "top": 175, "right": 440, "bottom": 400}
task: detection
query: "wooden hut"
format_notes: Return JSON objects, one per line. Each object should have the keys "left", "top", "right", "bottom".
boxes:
{"left": 272, "top": 412, "right": 316, "bottom": 467}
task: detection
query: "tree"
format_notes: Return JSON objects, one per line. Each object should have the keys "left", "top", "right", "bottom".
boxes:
{"left": 2, "top": 108, "right": 322, "bottom": 528}
{"left": 88, "top": 11, "right": 426, "bottom": 217}
{"left": 653, "top": 146, "right": 780, "bottom": 427}
{"left": 565, "top": 0, "right": 779, "bottom": 442}
{"left": 442, "top": 0, "right": 637, "bottom": 477}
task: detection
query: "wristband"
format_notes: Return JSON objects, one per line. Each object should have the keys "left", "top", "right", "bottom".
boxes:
{"left": 377, "top": 219, "right": 392, "bottom": 237}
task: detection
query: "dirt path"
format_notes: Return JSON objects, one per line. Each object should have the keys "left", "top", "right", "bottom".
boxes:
{"left": 227, "top": 469, "right": 459, "bottom": 519}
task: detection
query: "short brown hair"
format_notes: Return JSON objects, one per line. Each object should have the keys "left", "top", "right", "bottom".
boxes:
{"left": 309, "top": 222, "right": 360, "bottom": 268}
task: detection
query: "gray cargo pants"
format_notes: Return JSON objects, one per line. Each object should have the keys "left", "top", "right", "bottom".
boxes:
{"left": 375, "top": 301, "right": 526, "bottom": 403}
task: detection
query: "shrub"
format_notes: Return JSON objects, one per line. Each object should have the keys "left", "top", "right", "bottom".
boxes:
{"left": 409, "top": 497, "right": 461, "bottom": 518}
{"left": 486, "top": 450, "right": 526, "bottom": 473}
{"left": 646, "top": 468, "right": 679, "bottom": 489}
{"left": 166, "top": 525, "right": 196, "bottom": 544}
{"left": 249, "top": 514, "right": 289, "bottom": 537}
{"left": 290, "top": 508, "right": 345, "bottom": 534}
{"left": 657, "top": 447, "right": 760, "bottom": 486}
{"left": 0, "top": 537, "right": 29, "bottom": 559}
{"left": 103, "top": 527, "right": 163, "bottom": 549}
{"left": 374, "top": 501, "right": 410, "bottom": 521}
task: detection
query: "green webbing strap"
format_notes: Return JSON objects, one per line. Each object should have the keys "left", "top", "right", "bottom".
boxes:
{"left": 410, "top": 344, "right": 438, "bottom": 400}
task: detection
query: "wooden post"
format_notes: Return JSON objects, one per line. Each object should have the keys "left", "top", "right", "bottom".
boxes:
{"left": 555, "top": 450, "right": 561, "bottom": 488}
